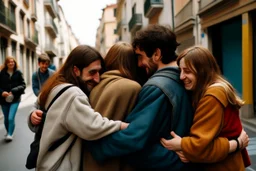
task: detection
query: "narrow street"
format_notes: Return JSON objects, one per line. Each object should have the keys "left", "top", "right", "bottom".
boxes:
{"left": 245, "top": 128, "right": 256, "bottom": 171}
{"left": 0, "top": 105, "right": 34, "bottom": 171}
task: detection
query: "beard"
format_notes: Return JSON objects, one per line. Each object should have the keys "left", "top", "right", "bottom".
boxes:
{"left": 147, "top": 58, "right": 158, "bottom": 77}
{"left": 77, "top": 76, "right": 90, "bottom": 96}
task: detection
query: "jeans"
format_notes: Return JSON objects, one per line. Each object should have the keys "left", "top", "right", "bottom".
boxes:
{"left": 1, "top": 102, "right": 20, "bottom": 136}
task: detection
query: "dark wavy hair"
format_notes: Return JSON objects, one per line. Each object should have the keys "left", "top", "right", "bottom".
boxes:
{"left": 132, "top": 24, "right": 180, "bottom": 64}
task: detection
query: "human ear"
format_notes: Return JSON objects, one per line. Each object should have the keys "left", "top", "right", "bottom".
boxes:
{"left": 73, "top": 66, "right": 80, "bottom": 76}
{"left": 153, "top": 48, "right": 162, "bottom": 62}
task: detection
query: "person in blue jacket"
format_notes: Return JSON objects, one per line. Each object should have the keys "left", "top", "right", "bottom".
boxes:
{"left": 32, "top": 53, "right": 54, "bottom": 96}
{"left": 87, "top": 24, "right": 194, "bottom": 170}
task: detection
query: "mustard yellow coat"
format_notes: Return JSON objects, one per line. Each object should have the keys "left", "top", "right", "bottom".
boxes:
{"left": 181, "top": 86, "right": 245, "bottom": 171}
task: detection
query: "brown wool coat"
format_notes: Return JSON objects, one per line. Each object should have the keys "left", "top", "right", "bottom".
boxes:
{"left": 83, "top": 70, "right": 141, "bottom": 171}
{"left": 181, "top": 85, "right": 245, "bottom": 171}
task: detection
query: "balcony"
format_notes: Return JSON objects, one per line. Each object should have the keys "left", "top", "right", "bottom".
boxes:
{"left": 44, "top": 0, "right": 57, "bottom": 18}
{"left": 0, "top": 3, "right": 16, "bottom": 35}
{"left": 45, "top": 42, "right": 57, "bottom": 56}
{"left": 24, "top": 29, "right": 38, "bottom": 48}
{"left": 24, "top": 36, "right": 36, "bottom": 48}
{"left": 129, "top": 13, "right": 142, "bottom": 33}
{"left": 198, "top": 0, "right": 237, "bottom": 17}
{"left": 45, "top": 18, "right": 57, "bottom": 38}
{"left": 31, "top": 1, "right": 37, "bottom": 22}
{"left": 144, "top": 0, "right": 163, "bottom": 18}
{"left": 174, "top": 0, "right": 195, "bottom": 34}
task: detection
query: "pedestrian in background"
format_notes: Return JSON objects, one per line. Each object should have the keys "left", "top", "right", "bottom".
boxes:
{"left": 32, "top": 53, "right": 54, "bottom": 96}
{"left": 29, "top": 45, "right": 128, "bottom": 171}
{"left": 83, "top": 42, "right": 142, "bottom": 171}
{"left": 0, "top": 56, "right": 26, "bottom": 142}
{"left": 161, "top": 46, "right": 250, "bottom": 170}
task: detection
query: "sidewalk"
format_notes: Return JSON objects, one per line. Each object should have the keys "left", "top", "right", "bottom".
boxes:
{"left": 0, "top": 85, "right": 37, "bottom": 121}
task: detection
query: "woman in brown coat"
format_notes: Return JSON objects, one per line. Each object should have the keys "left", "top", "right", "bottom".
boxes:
{"left": 161, "top": 46, "right": 250, "bottom": 171}
{"left": 83, "top": 42, "right": 143, "bottom": 171}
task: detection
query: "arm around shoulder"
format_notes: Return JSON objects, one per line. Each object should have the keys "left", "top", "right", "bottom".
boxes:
{"left": 64, "top": 93, "right": 121, "bottom": 140}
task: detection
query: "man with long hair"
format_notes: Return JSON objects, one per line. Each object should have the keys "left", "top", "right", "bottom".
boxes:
{"left": 28, "top": 45, "right": 128, "bottom": 170}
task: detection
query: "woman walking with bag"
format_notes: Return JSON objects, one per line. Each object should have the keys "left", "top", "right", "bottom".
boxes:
{"left": 0, "top": 56, "right": 26, "bottom": 142}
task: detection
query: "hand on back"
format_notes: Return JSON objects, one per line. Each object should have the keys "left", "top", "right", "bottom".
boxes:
{"left": 238, "top": 129, "right": 249, "bottom": 149}
{"left": 120, "top": 122, "right": 129, "bottom": 130}
{"left": 160, "top": 131, "right": 182, "bottom": 151}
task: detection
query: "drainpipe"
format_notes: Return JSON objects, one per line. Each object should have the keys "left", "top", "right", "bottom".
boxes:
{"left": 171, "top": 0, "right": 175, "bottom": 31}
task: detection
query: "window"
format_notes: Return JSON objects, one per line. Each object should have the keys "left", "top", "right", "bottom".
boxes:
{"left": 9, "top": 2, "right": 16, "bottom": 31}
{"left": 11, "top": 41, "right": 16, "bottom": 57}
{"left": 20, "top": 12, "right": 24, "bottom": 35}
{"left": 19, "top": 45, "right": 24, "bottom": 72}
{"left": 0, "top": 37, "right": 7, "bottom": 64}
{"left": 27, "top": 19, "right": 30, "bottom": 38}
{"left": 114, "top": 8, "right": 117, "bottom": 17}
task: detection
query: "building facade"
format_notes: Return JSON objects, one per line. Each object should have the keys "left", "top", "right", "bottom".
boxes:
{"left": 0, "top": 0, "right": 79, "bottom": 85}
{"left": 103, "top": 0, "right": 256, "bottom": 119}
{"left": 95, "top": 4, "right": 118, "bottom": 57}
{"left": 198, "top": 0, "right": 256, "bottom": 119}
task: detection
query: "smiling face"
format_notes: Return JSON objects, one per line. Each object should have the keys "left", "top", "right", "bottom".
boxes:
{"left": 7, "top": 59, "right": 15, "bottom": 70}
{"left": 39, "top": 61, "right": 50, "bottom": 73}
{"left": 179, "top": 58, "right": 197, "bottom": 91}
{"left": 74, "top": 59, "right": 102, "bottom": 92}
{"left": 135, "top": 47, "right": 158, "bottom": 77}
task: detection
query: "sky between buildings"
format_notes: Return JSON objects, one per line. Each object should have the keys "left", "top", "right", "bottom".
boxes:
{"left": 58, "top": 0, "right": 116, "bottom": 47}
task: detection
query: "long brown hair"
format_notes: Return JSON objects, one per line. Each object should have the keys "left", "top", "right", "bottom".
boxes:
{"left": 177, "top": 46, "right": 244, "bottom": 108}
{"left": 39, "top": 45, "right": 104, "bottom": 109}
{"left": 104, "top": 42, "right": 137, "bottom": 80}
{"left": 1, "top": 56, "right": 18, "bottom": 71}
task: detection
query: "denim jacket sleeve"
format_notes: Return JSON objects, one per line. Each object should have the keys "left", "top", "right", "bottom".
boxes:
{"left": 32, "top": 72, "right": 40, "bottom": 96}
{"left": 87, "top": 86, "right": 184, "bottom": 169}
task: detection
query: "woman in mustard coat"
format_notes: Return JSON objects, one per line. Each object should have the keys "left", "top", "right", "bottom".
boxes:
{"left": 161, "top": 46, "right": 250, "bottom": 171}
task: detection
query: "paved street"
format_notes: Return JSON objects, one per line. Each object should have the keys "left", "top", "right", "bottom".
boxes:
{"left": 0, "top": 105, "right": 34, "bottom": 171}
{"left": 245, "top": 128, "right": 256, "bottom": 171}
{"left": 0, "top": 98, "right": 255, "bottom": 171}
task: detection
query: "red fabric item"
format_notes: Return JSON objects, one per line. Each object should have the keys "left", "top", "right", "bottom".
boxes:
{"left": 218, "top": 105, "right": 251, "bottom": 167}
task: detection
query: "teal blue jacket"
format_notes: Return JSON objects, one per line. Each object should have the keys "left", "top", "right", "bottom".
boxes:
{"left": 32, "top": 68, "right": 54, "bottom": 96}
{"left": 88, "top": 67, "right": 194, "bottom": 170}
